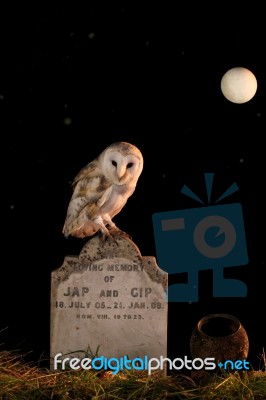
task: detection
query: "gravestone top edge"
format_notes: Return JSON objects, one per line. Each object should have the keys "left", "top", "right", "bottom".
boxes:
{"left": 51, "top": 234, "right": 167, "bottom": 291}
{"left": 79, "top": 234, "right": 142, "bottom": 263}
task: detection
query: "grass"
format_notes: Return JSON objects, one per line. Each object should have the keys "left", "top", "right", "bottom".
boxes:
{"left": 0, "top": 350, "right": 266, "bottom": 399}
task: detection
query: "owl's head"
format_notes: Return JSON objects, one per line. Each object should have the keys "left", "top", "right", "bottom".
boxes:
{"left": 100, "top": 142, "right": 143, "bottom": 185}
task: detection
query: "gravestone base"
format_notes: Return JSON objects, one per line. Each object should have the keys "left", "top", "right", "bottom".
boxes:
{"left": 50, "top": 234, "right": 168, "bottom": 375}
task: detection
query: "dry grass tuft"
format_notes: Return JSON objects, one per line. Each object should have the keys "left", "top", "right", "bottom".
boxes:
{"left": 0, "top": 350, "right": 266, "bottom": 399}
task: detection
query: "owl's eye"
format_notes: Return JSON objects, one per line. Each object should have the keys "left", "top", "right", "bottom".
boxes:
{"left": 112, "top": 160, "right": 117, "bottom": 167}
{"left": 127, "top": 162, "right": 133, "bottom": 168}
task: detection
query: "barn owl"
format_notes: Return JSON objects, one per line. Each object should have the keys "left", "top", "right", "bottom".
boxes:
{"left": 62, "top": 142, "right": 143, "bottom": 240}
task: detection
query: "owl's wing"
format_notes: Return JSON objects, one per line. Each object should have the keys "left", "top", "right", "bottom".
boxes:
{"left": 71, "top": 160, "right": 99, "bottom": 187}
{"left": 62, "top": 161, "right": 112, "bottom": 237}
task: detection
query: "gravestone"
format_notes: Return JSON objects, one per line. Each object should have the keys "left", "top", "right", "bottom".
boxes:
{"left": 50, "top": 234, "right": 168, "bottom": 373}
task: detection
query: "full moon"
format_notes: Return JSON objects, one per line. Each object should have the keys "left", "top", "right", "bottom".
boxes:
{"left": 220, "top": 67, "right": 257, "bottom": 104}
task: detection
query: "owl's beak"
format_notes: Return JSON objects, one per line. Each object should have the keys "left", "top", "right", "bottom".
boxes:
{"left": 117, "top": 165, "right": 127, "bottom": 181}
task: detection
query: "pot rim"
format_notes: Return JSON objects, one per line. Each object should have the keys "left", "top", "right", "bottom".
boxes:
{"left": 197, "top": 313, "right": 242, "bottom": 338}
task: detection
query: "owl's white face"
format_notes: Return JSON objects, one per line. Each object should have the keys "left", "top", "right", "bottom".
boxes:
{"left": 101, "top": 143, "right": 143, "bottom": 186}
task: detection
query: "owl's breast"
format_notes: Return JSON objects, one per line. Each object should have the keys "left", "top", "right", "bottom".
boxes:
{"left": 99, "top": 184, "right": 135, "bottom": 215}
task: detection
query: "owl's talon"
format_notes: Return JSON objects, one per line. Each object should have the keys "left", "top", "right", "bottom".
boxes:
{"left": 98, "top": 229, "right": 119, "bottom": 246}
{"left": 108, "top": 235, "right": 119, "bottom": 246}
{"left": 118, "top": 230, "right": 132, "bottom": 240}
{"left": 99, "top": 231, "right": 119, "bottom": 246}
{"left": 107, "top": 228, "right": 132, "bottom": 240}
{"left": 98, "top": 230, "right": 109, "bottom": 241}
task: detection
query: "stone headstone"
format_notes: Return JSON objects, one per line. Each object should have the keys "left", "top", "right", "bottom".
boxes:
{"left": 50, "top": 234, "right": 168, "bottom": 373}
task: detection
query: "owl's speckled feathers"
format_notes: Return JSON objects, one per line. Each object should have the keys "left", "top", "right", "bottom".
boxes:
{"left": 62, "top": 142, "right": 143, "bottom": 239}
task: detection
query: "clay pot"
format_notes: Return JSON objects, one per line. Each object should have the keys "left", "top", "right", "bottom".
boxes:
{"left": 190, "top": 313, "right": 249, "bottom": 363}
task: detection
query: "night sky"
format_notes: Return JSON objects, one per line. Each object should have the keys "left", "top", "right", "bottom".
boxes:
{"left": 1, "top": 4, "right": 265, "bottom": 370}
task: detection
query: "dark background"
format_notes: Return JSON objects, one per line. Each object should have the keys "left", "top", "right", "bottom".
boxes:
{"left": 1, "top": 4, "right": 265, "bottom": 370}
